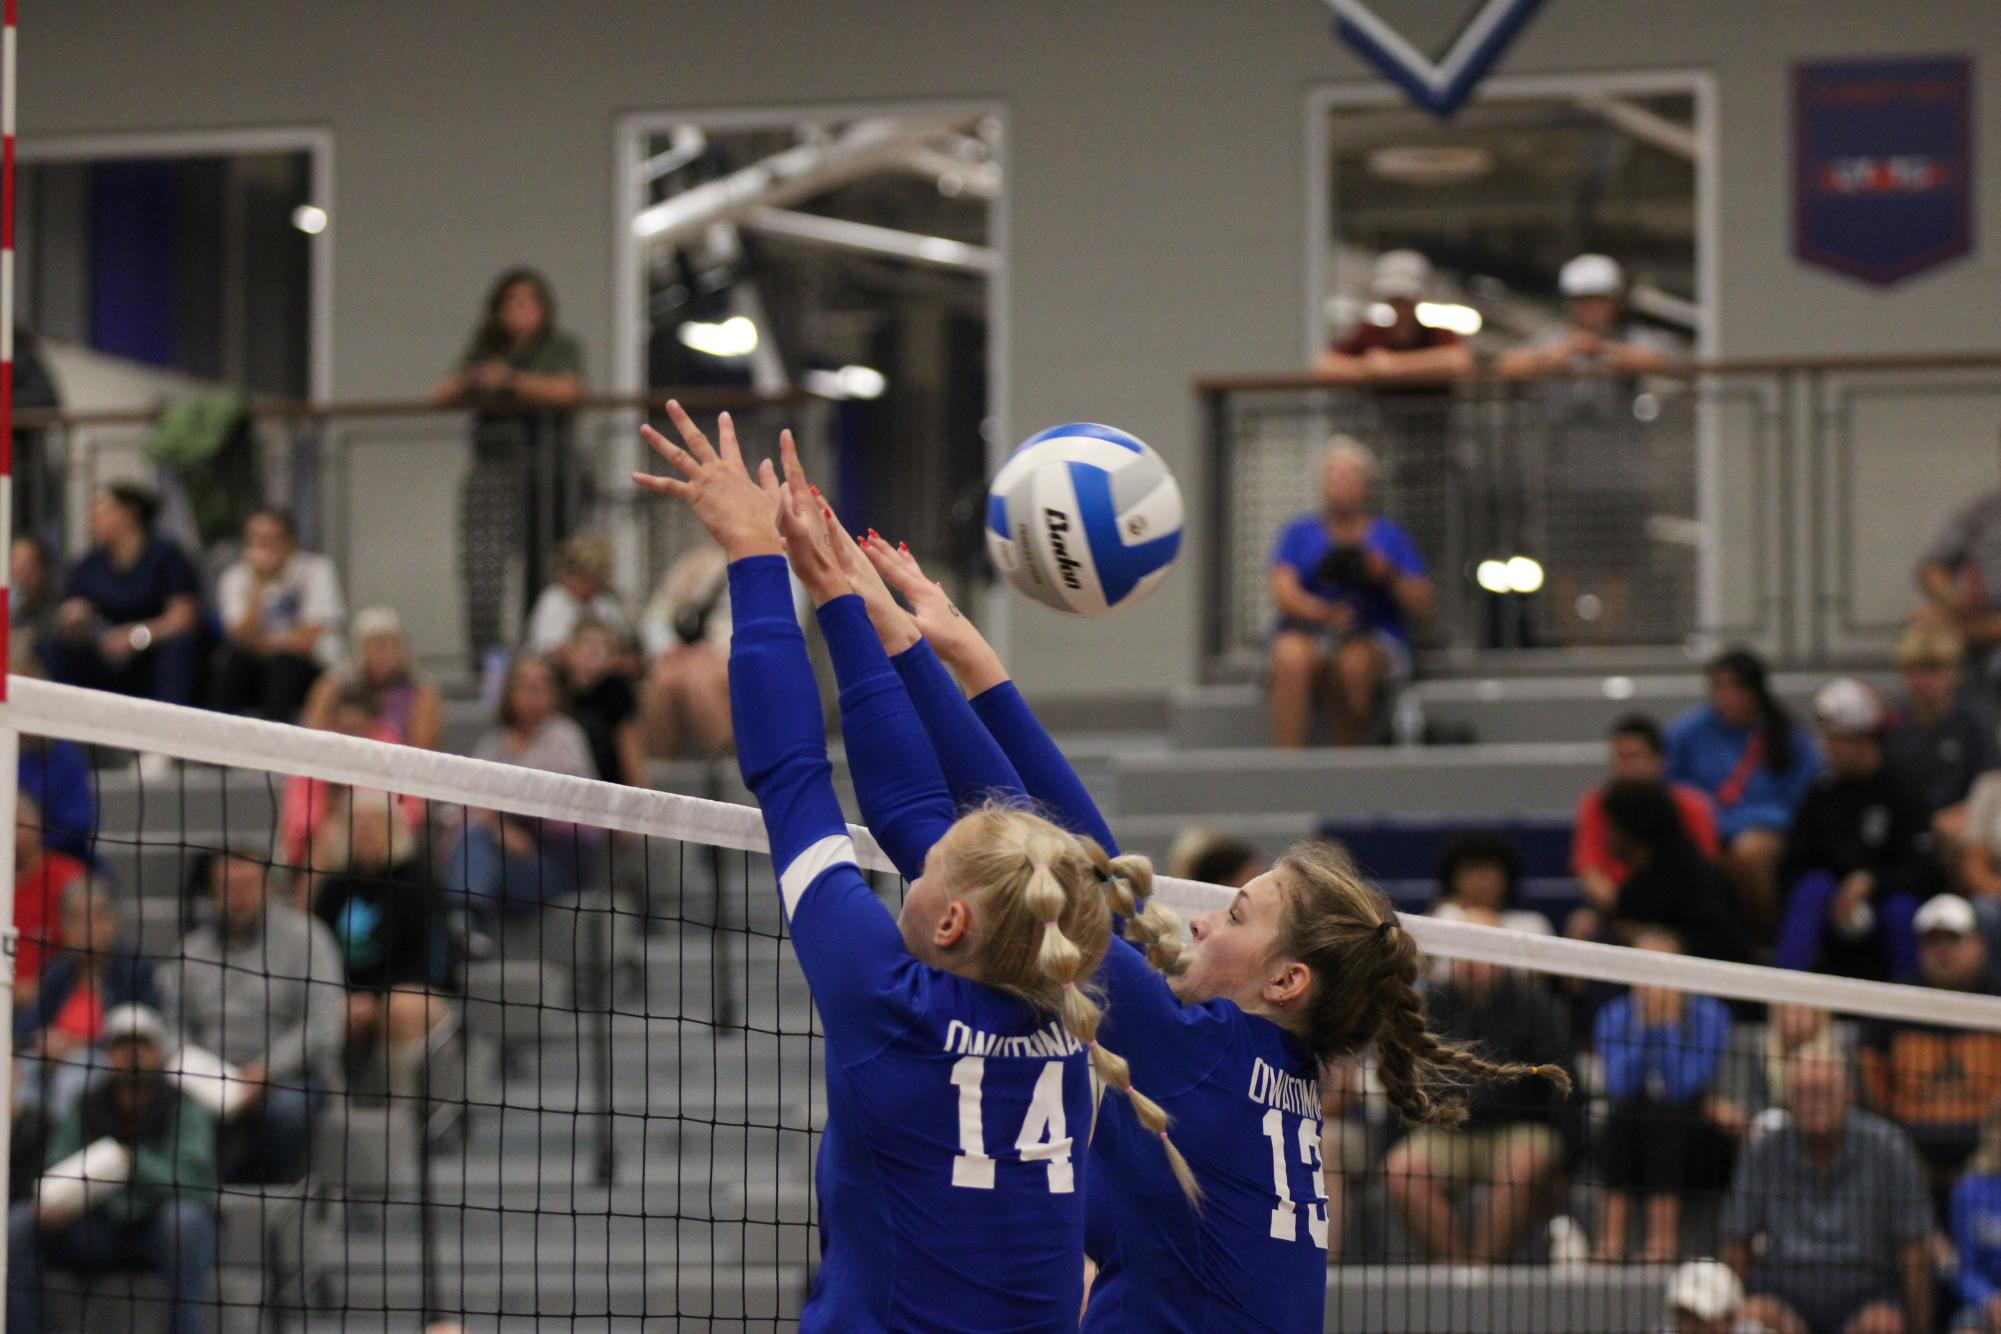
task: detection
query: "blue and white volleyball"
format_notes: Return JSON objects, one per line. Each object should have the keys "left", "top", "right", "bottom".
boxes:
{"left": 985, "top": 423, "right": 1184, "bottom": 616}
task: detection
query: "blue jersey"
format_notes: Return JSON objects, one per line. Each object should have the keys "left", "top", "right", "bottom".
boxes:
{"left": 959, "top": 681, "right": 1333, "bottom": 1331}
{"left": 730, "top": 563, "right": 1094, "bottom": 1331}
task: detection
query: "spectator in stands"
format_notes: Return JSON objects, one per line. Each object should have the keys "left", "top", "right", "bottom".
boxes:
{"left": 42, "top": 483, "right": 204, "bottom": 709}
{"left": 9, "top": 535, "right": 57, "bottom": 671}
{"left": 1960, "top": 772, "right": 2001, "bottom": 939}
{"left": 5, "top": 1005, "right": 217, "bottom": 1334}
{"left": 638, "top": 544, "right": 734, "bottom": 758}
{"left": 1777, "top": 679, "right": 1934, "bottom": 982}
{"left": 1594, "top": 926, "right": 1733, "bottom": 1263}
{"left": 1669, "top": 648, "right": 1821, "bottom": 942}
{"left": 1573, "top": 714, "right": 1720, "bottom": 908}
{"left": 1496, "top": 253, "right": 1679, "bottom": 381}
{"left": 447, "top": 657, "right": 600, "bottom": 923}
{"left": 18, "top": 734, "right": 92, "bottom": 863}
{"left": 210, "top": 507, "right": 344, "bottom": 723}
{"left": 1165, "top": 827, "right": 1263, "bottom": 888}
{"left": 1918, "top": 485, "right": 2001, "bottom": 690}
{"left": 1711, "top": 1005, "right": 1856, "bottom": 1147}
{"left": 1429, "top": 832, "right": 1554, "bottom": 936}
{"left": 14, "top": 881, "right": 159, "bottom": 1133}
{"left": 1570, "top": 779, "right": 1751, "bottom": 965}
{"left": 1316, "top": 250, "right": 1474, "bottom": 383}
{"left": 1950, "top": 1101, "right": 2001, "bottom": 1333}
{"left": 1384, "top": 906, "right": 1571, "bottom": 1263}
{"left": 560, "top": 619, "right": 645, "bottom": 787}
{"left": 1723, "top": 1048, "right": 1933, "bottom": 1334}
{"left": 1858, "top": 893, "right": 2001, "bottom": 1195}
{"left": 434, "top": 268, "right": 586, "bottom": 671}
{"left": 1268, "top": 437, "right": 1433, "bottom": 748}
{"left": 1887, "top": 620, "right": 1999, "bottom": 843}
{"left": 526, "top": 533, "right": 630, "bottom": 660}
{"left": 281, "top": 684, "right": 402, "bottom": 872}
{"left": 309, "top": 791, "right": 452, "bottom": 1096}
{"left": 160, "top": 847, "right": 345, "bottom": 1184}
{"left": 1662, "top": 1258, "right": 1752, "bottom": 1334}
{"left": 301, "top": 606, "right": 444, "bottom": 752}
{"left": 13, "top": 793, "right": 85, "bottom": 999}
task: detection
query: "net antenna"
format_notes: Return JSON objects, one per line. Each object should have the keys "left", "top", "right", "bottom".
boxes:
{"left": 0, "top": 0, "right": 23, "bottom": 1305}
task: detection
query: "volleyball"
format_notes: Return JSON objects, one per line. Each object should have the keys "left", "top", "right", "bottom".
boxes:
{"left": 985, "top": 423, "right": 1185, "bottom": 616}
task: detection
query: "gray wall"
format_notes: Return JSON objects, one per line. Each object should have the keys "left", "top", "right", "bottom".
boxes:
{"left": 32, "top": 1, "right": 2001, "bottom": 695}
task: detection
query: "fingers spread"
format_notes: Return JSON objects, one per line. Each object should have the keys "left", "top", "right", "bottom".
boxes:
{"left": 639, "top": 424, "right": 700, "bottom": 477}
{"left": 631, "top": 472, "right": 692, "bottom": 501}
{"left": 757, "top": 458, "right": 782, "bottom": 501}
{"left": 664, "top": 399, "right": 719, "bottom": 463}
{"left": 717, "top": 410, "right": 742, "bottom": 464}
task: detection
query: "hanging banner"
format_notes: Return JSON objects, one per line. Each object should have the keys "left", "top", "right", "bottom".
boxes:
{"left": 1794, "top": 56, "right": 1973, "bottom": 285}
{"left": 1324, "top": 0, "right": 1545, "bottom": 118}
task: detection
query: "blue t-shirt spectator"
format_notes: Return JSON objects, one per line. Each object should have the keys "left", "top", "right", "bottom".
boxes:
{"left": 1270, "top": 513, "right": 1427, "bottom": 647}
{"left": 64, "top": 536, "right": 201, "bottom": 629}
{"left": 1666, "top": 706, "right": 1821, "bottom": 843}
{"left": 1951, "top": 1170, "right": 2001, "bottom": 1321}
{"left": 1596, "top": 992, "right": 1731, "bottom": 1103}
{"left": 18, "top": 737, "right": 93, "bottom": 861}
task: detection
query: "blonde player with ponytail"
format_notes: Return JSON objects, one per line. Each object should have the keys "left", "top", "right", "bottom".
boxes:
{"left": 844, "top": 534, "right": 1570, "bottom": 1333}
{"left": 635, "top": 406, "right": 1189, "bottom": 1330}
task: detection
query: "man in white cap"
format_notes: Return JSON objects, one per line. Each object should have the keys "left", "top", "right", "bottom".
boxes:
{"left": 1775, "top": 678, "right": 1935, "bottom": 981}
{"left": 1496, "top": 253, "right": 1677, "bottom": 379}
{"left": 1316, "top": 249, "right": 1474, "bottom": 383}
{"left": 1856, "top": 892, "right": 2001, "bottom": 1195}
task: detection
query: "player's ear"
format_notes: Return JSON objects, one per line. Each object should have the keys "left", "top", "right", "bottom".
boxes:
{"left": 934, "top": 899, "right": 972, "bottom": 951}
{"left": 1264, "top": 958, "right": 1311, "bottom": 1009}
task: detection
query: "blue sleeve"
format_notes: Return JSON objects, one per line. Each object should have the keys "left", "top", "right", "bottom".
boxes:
{"left": 815, "top": 594, "right": 958, "bottom": 882}
{"left": 1270, "top": 518, "right": 1311, "bottom": 573}
{"left": 1955, "top": 1179, "right": 2000, "bottom": 1309}
{"left": 968, "top": 681, "right": 1118, "bottom": 854}
{"left": 1595, "top": 999, "right": 1645, "bottom": 1099}
{"left": 1664, "top": 712, "right": 1702, "bottom": 788}
{"left": 1662, "top": 999, "right": 1730, "bottom": 1102}
{"left": 889, "top": 638, "right": 1025, "bottom": 810}
{"left": 729, "top": 559, "right": 922, "bottom": 1055}
{"left": 1093, "top": 935, "right": 1234, "bottom": 1100}
{"left": 21, "top": 740, "right": 95, "bottom": 861}
{"left": 1374, "top": 519, "right": 1428, "bottom": 578}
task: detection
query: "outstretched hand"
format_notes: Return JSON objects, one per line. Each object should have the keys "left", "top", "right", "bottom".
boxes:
{"left": 862, "top": 539, "right": 1009, "bottom": 695}
{"left": 633, "top": 402, "right": 782, "bottom": 561}
{"left": 769, "top": 431, "right": 853, "bottom": 607}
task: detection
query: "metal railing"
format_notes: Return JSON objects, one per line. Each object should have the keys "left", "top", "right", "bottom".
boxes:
{"left": 18, "top": 391, "right": 837, "bottom": 673}
{"left": 1197, "top": 354, "right": 2001, "bottom": 677}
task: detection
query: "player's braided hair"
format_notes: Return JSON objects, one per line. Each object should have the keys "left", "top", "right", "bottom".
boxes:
{"left": 1086, "top": 844, "right": 1188, "bottom": 977}
{"left": 944, "top": 806, "right": 1200, "bottom": 1202}
{"left": 1270, "top": 841, "right": 1570, "bottom": 1126}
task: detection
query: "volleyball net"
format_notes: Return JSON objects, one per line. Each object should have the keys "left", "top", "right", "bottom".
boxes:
{"left": 5, "top": 677, "right": 2001, "bottom": 1332}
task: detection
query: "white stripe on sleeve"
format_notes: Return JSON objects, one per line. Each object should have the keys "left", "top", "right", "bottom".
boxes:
{"left": 778, "top": 835, "right": 858, "bottom": 919}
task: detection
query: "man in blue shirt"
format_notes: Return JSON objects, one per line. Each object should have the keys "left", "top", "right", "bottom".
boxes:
{"left": 1268, "top": 438, "right": 1432, "bottom": 747}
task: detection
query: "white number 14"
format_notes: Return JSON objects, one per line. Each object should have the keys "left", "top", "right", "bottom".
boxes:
{"left": 1260, "top": 1107, "right": 1329, "bottom": 1248}
{"left": 950, "top": 1057, "right": 1074, "bottom": 1194}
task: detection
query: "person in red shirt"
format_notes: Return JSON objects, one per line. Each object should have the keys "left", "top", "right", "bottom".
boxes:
{"left": 13, "top": 792, "right": 85, "bottom": 998}
{"left": 1573, "top": 714, "right": 1719, "bottom": 908}
{"left": 1316, "top": 250, "right": 1474, "bottom": 384}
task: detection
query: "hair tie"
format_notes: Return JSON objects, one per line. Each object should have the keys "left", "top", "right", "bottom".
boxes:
{"left": 1043, "top": 918, "right": 1059, "bottom": 929}
{"left": 1060, "top": 981, "right": 1075, "bottom": 991}
{"left": 1375, "top": 920, "right": 1395, "bottom": 941}
{"left": 1158, "top": 1130, "right": 1170, "bottom": 1144}
{"left": 1030, "top": 862, "right": 1050, "bottom": 872}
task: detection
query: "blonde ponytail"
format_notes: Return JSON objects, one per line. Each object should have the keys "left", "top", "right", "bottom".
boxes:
{"left": 1088, "top": 844, "right": 1188, "bottom": 977}
{"left": 940, "top": 805, "right": 1203, "bottom": 1203}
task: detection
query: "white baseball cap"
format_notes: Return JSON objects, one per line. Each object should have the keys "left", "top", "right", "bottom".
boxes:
{"left": 100, "top": 1004, "right": 167, "bottom": 1050}
{"left": 1916, "top": 893, "right": 1980, "bottom": 937}
{"left": 1812, "top": 677, "right": 1887, "bottom": 735}
{"left": 1371, "top": 250, "right": 1432, "bottom": 300}
{"left": 1666, "top": 1259, "right": 1743, "bottom": 1320}
{"left": 1558, "top": 253, "right": 1625, "bottom": 298}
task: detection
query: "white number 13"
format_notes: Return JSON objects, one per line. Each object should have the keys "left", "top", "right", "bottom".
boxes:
{"left": 1260, "top": 1107, "right": 1329, "bottom": 1249}
{"left": 950, "top": 1057, "right": 1074, "bottom": 1193}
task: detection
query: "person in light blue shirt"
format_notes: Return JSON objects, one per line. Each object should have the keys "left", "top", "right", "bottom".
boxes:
{"left": 1267, "top": 438, "right": 1433, "bottom": 747}
{"left": 1950, "top": 1114, "right": 2001, "bottom": 1332}
{"left": 1666, "top": 648, "right": 1821, "bottom": 942}
{"left": 634, "top": 405, "right": 1193, "bottom": 1331}
{"left": 1593, "top": 925, "right": 1733, "bottom": 1263}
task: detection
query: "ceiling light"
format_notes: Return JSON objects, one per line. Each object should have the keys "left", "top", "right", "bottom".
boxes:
{"left": 291, "top": 204, "right": 328, "bottom": 235}
{"left": 804, "top": 364, "right": 888, "bottom": 401}
{"left": 677, "top": 316, "right": 758, "bottom": 358}
{"left": 1505, "top": 555, "right": 1545, "bottom": 594}
{"left": 1416, "top": 302, "right": 1482, "bottom": 335}
{"left": 1366, "top": 144, "right": 1494, "bottom": 185}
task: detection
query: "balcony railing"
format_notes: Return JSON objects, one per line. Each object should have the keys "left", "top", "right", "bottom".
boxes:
{"left": 1196, "top": 354, "right": 2001, "bottom": 677}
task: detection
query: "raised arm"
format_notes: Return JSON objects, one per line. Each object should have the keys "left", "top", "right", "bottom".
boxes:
{"left": 864, "top": 539, "right": 1119, "bottom": 854}
{"left": 636, "top": 406, "right": 918, "bottom": 1053}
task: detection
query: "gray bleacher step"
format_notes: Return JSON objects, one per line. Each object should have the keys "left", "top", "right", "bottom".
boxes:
{"left": 1111, "top": 810, "right": 1328, "bottom": 867}
{"left": 1106, "top": 742, "right": 1601, "bottom": 819}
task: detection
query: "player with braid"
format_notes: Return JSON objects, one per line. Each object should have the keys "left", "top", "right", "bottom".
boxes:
{"left": 840, "top": 532, "right": 1570, "bottom": 1332}
{"left": 633, "top": 405, "right": 1189, "bottom": 1330}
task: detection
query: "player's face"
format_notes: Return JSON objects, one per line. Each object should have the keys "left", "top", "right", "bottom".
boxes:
{"left": 1172, "top": 871, "right": 1287, "bottom": 1008}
